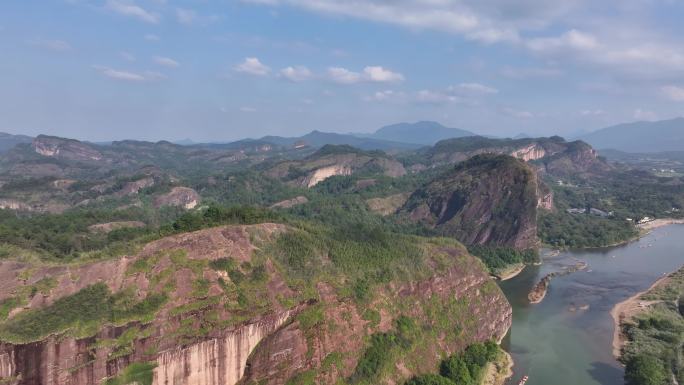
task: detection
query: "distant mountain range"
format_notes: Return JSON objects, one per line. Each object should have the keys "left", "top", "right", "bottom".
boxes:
{"left": 213, "top": 121, "right": 477, "bottom": 152}
{"left": 8, "top": 117, "right": 683, "bottom": 155}
{"left": 580, "top": 117, "right": 684, "bottom": 153}
{"left": 0, "top": 132, "right": 33, "bottom": 153}
{"left": 256, "top": 130, "right": 420, "bottom": 151}
{"left": 357, "top": 121, "right": 476, "bottom": 145}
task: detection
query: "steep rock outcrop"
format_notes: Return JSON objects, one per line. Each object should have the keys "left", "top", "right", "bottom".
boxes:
{"left": 540, "top": 141, "right": 612, "bottom": 177}
{"left": 241, "top": 246, "right": 512, "bottom": 385}
{"left": 0, "top": 224, "right": 511, "bottom": 385}
{"left": 153, "top": 187, "right": 200, "bottom": 209}
{"left": 32, "top": 135, "right": 102, "bottom": 162}
{"left": 266, "top": 145, "right": 406, "bottom": 188}
{"left": 305, "top": 165, "right": 352, "bottom": 187}
{"left": 423, "top": 136, "right": 611, "bottom": 178}
{"left": 115, "top": 177, "right": 155, "bottom": 197}
{"left": 400, "top": 154, "right": 540, "bottom": 249}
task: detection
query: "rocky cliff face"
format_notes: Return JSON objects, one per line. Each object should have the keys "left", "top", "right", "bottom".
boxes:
{"left": 539, "top": 140, "right": 612, "bottom": 177}
{"left": 32, "top": 136, "right": 103, "bottom": 162}
{"left": 266, "top": 145, "right": 406, "bottom": 187}
{"left": 304, "top": 165, "right": 353, "bottom": 187}
{"left": 0, "top": 223, "right": 511, "bottom": 385}
{"left": 423, "top": 136, "right": 610, "bottom": 179}
{"left": 153, "top": 187, "right": 200, "bottom": 209}
{"left": 401, "top": 154, "right": 541, "bottom": 250}
{"left": 425, "top": 136, "right": 568, "bottom": 167}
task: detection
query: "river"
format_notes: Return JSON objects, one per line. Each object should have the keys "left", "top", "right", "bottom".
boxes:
{"left": 499, "top": 224, "right": 684, "bottom": 385}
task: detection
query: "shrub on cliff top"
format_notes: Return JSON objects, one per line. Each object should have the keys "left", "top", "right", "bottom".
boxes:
{"left": 0, "top": 283, "right": 166, "bottom": 343}
{"left": 405, "top": 374, "right": 457, "bottom": 385}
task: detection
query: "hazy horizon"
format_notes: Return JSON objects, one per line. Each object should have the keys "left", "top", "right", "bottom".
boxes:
{"left": 2, "top": 1, "right": 684, "bottom": 142}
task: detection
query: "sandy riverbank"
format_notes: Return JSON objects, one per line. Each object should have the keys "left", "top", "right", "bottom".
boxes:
{"left": 610, "top": 274, "right": 671, "bottom": 358}
{"left": 637, "top": 218, "right": 684, "bottom": 231}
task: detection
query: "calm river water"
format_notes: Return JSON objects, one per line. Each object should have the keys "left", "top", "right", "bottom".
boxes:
{"left": 499, "top": 224, "right": 684, "bottom": 385}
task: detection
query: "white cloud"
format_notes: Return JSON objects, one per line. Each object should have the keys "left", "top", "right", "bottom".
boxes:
{"left": 416, "top": 89, "right": 461, "bottom": 104}
{"left": 29, "top": 39, "right": 71, "bottom": 52}
{"left": 363, "top": 90, "right": 406, "bottom": 102}
{"left": 154, "top": 56, "right": 180, "bottom": 68}
{"left": 240, "top": 106, "right": 258, "bottom": 112}
{"left": 242, "top": 0, "right": 519, "bottom": 43}
{"left": 176, "top": 8, "right": 196, "bottom": 25}
{"left": 327, "top": 67, "right": 361, "bottom": 84}
{"left": 412, "top": 83, "right": 497, "bottom": 105}
{"left": 327, "top": 66, "right": 404, "bottom": 84}
{"left": 502, "top": 107, "right": 534, "bottom": 119}
{"left": 362, "top": 66, "right": 404, "bottom": 83}
{"left": 144, "top": 34, "right": 160, "bottom": 41}
{"left": 94, "top": 66, "right": 165, "bottom": 82}
{"left": 106, "top": 0, "right": 160, "bottom": 24}
{"left": 280, "top": 66, "right": 313, "bottom": 81}
{"left": 450, "top": 82, "right": 498, "bottom": 95}
{"left": 243, "top": 0, "right": 684, "bottom": 81}
{"left": 234, "top": 57, "right": 271, "bottom": 76}
{"left": 662, "top": 85, "right": 684, "bottom": 102}
{"left": 633, "top": 108, "right": 658, "bottom": 121}
{"left": 527, "top": 29, "right": 598, "bottom": 53}
{"left": 500, "top": 66, "right": 562, "bottom": 79}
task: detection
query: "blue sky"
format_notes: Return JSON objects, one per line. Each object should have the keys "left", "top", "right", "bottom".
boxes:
{"left": 1, "top": 0, "right": 684, "bottom": 142}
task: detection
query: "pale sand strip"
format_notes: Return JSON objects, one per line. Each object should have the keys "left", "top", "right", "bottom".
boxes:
{"left": 610, "top": 275, "right": 670, "bottom": 358}
{"left": 637, "top": 218, "right": 684, "bottom": 231}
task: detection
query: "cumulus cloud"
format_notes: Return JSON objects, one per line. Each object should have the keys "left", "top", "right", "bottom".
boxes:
{"left": 154, "top": 56, "right": 180, "bottom": 68}
{"left": 527, "top": 29, "right": 598, "bottom": 53}
{"left": 450, "top": 82, "right": 498, "bottom": 95}
{"left": 662, "top": 85, "right": 684, "bottom": 102}
{"left": 234, "top": 57, "right": 271, "bottom": 76}
{"left": 327, "top": 66, "right": 403, "bottom": 84}
{"left": 242, "top": 0, "right": 519, "bottom": 43}
{"left": 500, "top": 66, "right": 562, "bottom": 79}
{"left": 327, "top": 67, "right": 361, "bottom": 84}
{"left": 242, "top": 0, "right": 684, "bottom": 81}
{"left": 93, "top": 66, "right": 165, "bottom": 82}
{"left": 362, "top": 66, "right": 404, "bottom": 83}
{"left": 106, "top": 0, "right": 160, "bottom": 24}
{"left": 29, "top": 39, "right": 72, "bottom": 52}
{"left": 412, "top": 82, "right": 497, "bottom": 104}
{"left": 280, "top": 66, "right": 313, "bottom": 81}
{"left": 416, "top": 89, "right": 461, "bottom": 104}
{"left": 363, "top": 90, "right": 406, "bottom": 102}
